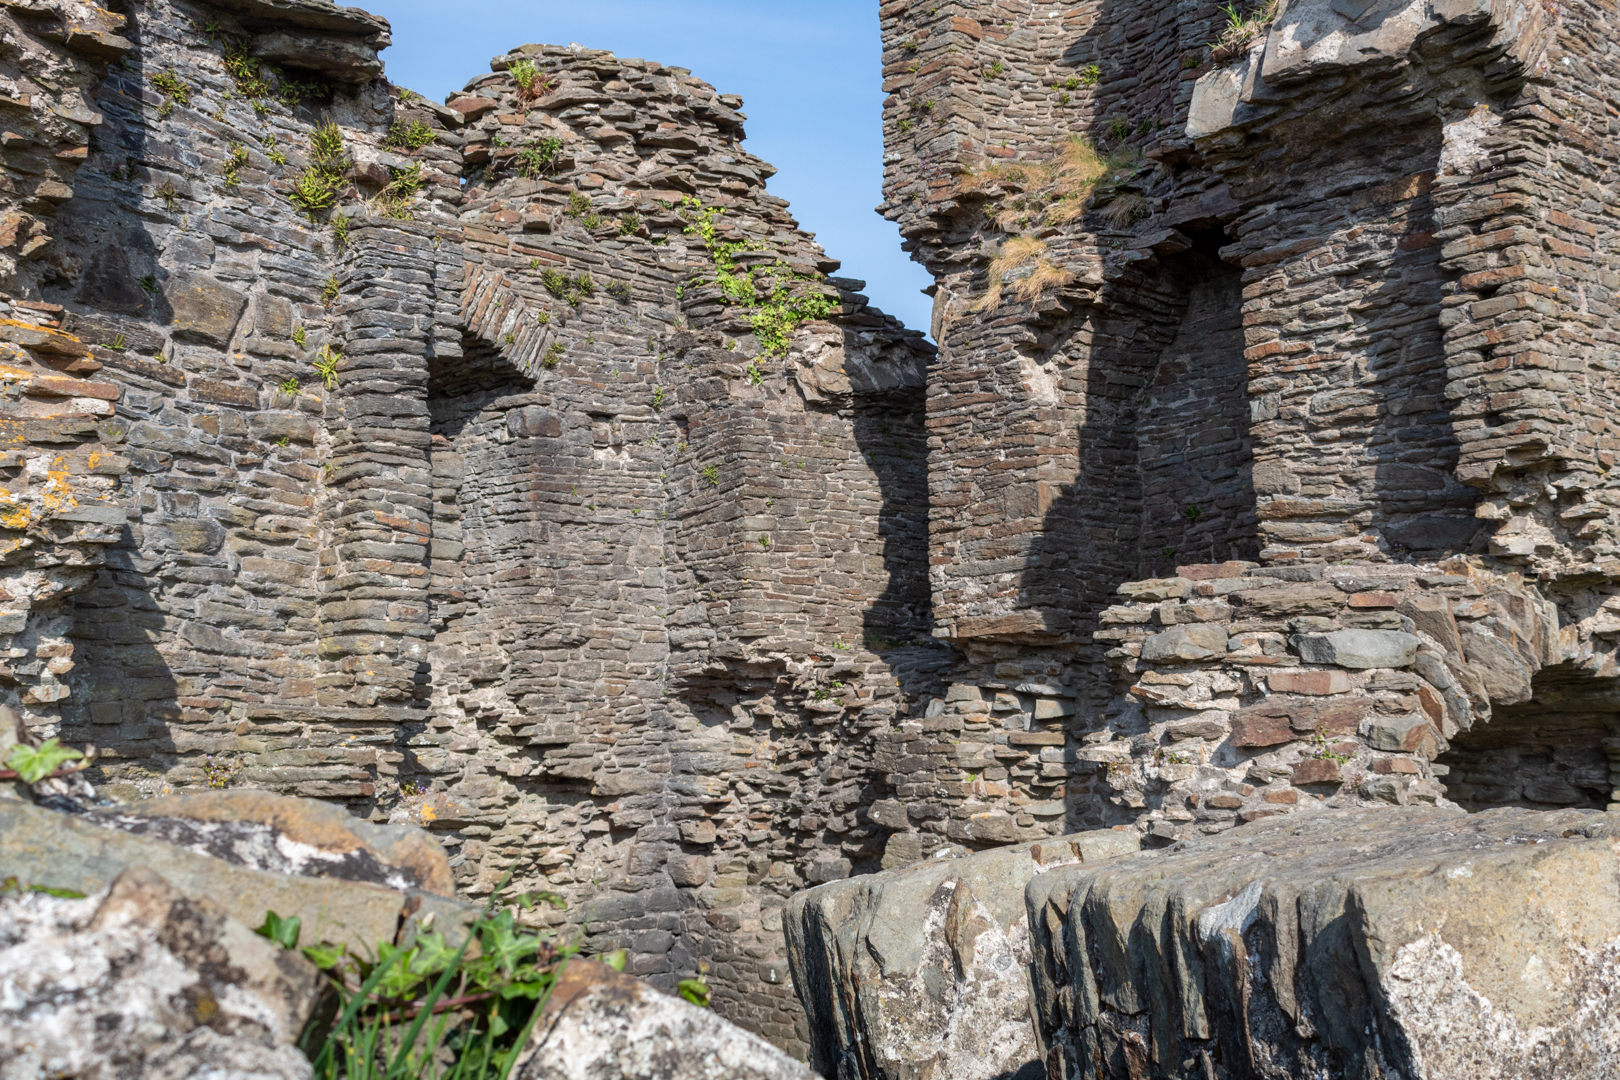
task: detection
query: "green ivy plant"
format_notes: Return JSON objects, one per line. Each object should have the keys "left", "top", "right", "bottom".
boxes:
{"left": 679, "top": 196, "right": 837, "bottom": 356}
{"left": 258, "top": 877, "right": 581, "bottom": 1080}
{"left": 2, "top": 738, "right": 83, "bottom": 783}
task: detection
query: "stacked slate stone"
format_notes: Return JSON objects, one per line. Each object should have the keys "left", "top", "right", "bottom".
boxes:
{"left": 874, "top": 0, "right": 1620, "bottom": 853}
{"left": 0, "top": 0, "right": 953, "bottom": 1056}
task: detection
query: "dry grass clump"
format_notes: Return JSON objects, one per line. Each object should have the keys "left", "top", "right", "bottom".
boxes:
{"left": 1209, "top": 0, "right": 1281, "bottom": 61}
{"left": 955, "top": 136, "right": 1139, "bottom": 230}
{"left": 1102, "top": 193, "right": 1148, "bottom": 228}
{"left": 970, "top": 236, "right": 1074, "bottom": 311}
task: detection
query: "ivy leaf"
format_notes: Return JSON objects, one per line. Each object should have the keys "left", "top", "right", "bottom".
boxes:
{"left": 255, "top": 911, "right": 301, "bottom": 950}
{"left": 4, "top": 738, "right": 84, "bottom": 783}
{"left": 600, "top": 949, "right": 628, "bottom": 973}
{"left": 301, "top": 942, "right": 346, "bottom": 970}
{"left": 410, "top": 929, "right": 457, "bottom": 975}
{"left": 477, "top": 910, "right": 540, "bottom": 977}
{"left": 677, "top": 978, "right": 711, "bottom": 1008}
{"left": 374, "top": 942, "right": 424, "bottom": 1000}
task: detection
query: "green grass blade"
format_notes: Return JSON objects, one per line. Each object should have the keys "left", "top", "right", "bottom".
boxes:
{"left": 385, "top": 922, "right": 480, "bottom": 1077}
{"left": 495, "top": 957, "right": 566, "bottom": 1080}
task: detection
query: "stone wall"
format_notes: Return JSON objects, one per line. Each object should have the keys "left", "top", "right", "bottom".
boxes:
{"left": 0, "top": 0, "right": 947, "bottom": 1055}
{"left": 868, "top": 0, "right": 1620, "bottom": 856}
{"left": 8, "top": 0, "right": 1620, "bottom": 1061}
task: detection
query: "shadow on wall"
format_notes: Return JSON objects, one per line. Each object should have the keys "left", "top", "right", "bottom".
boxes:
{"left": 852, "top": 384, "right": 933, "bottom": 645}
{"left": 1020, "top": 230, "right": 1256, "bottom": 648}
{"left": 1438, "top": 662, "right": 1620, "bottom": 812}
{"left": 56, "top": 8, "right": 184, "bottom": 787}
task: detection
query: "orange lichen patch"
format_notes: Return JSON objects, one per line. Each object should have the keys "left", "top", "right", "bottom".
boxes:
{"left": 0, "top": 319, "right": 90, "bottom": 357}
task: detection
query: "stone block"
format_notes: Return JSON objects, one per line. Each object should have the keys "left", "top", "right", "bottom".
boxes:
{"left": 1027, "top": 808, "right": 1620, "bottom": 1080}
{"left": 1368, "top": 714, "right": 1443, "bottom": 756}
{"left": 786, "top": 830, "right": 1139, "bottom": 1080}
{"left": 515, "top": 960, "right": 817, "bottom": 1080}
{"left": 1294, "top": 629, "right": 1420, "bottom": 669}
{"left": 1032, "top": 697, "right": 1075, "bottom": 719}
{"left": 1140, "top": 623, "right": 1229, "bottom": 662}
{"left": 163, "top": 270, "right": 248, "bottom": 345}
{"left": 1290, "top": 757, "right": 1342, "bottom": 785}
{"left": 1267, "top": 669, "right": 1352, "bottom": 695}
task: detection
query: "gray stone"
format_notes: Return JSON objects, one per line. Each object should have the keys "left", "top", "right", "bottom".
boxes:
{"left": 1140, "top": 623, "right": 1229, "bottom": 662}
{"left": 0, "top": 798, "right": 430, "bottom": 952}
{"left": 1027, "top": 807, "right": 1620, "bottom": 1080}
{"left": 786, "top": 830, "right": 1140, "bottom": 1080}
{"left": 1295, "top": 628, "right": 1420, "bottom": 668}
{"left": 162, "top": 270, "right": 248, "bottom": 344}
{"left": 0, "top": 866, "right": 320, "bottom": 1080}
{"left": 514, "top": 960, "right": 817, "bottom": 1080}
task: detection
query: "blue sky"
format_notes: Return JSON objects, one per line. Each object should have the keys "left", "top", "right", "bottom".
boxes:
{"left": 365, "top": 0, "right": 935, "bottom": 338}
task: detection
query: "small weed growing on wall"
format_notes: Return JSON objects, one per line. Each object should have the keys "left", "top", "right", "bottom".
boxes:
{"left": 320, "top": 276, "right": 341, "bottom": 306}
{"left": 542, "top": 343, "right": 564, "bottom": 369}
{"left": 1183, "top": 504, "right": 1203, "bottom": 522}
{"left": 292, "top": 326, "right": 307, "bottom": 347}
{"left": 139, "top": 275, "right": 157, "bottom": 294}
{"left": 745, "top": 359, "right": 764, "bottom": 386}
{"left": 507, "top": 57, "right": 557, "bottom": 100}
{"left": 618, "top": 211, "right": 641, "bottom": 236}
{"left": 701, "top": 465, "right": 720, "bottom": 486}
{"left": 516, "top": 137, "right": 562, "bottom": 178}
{"left": 1079, "top": 64, "right": 1101, "bottom": 86}
{"left": 980, "top": 59, "right": 1004, "bottom": 80}
{"left": 679, "top": 196, "right": 837, "bottom": 356}
{"left": 1209, "top": 0, "right": 1280, "bottom": 60}
{"left": 383, "top": 119, "right": 437, "bottom": 152}
{"left": 565, "top": 192, "right": 592, "bottom": 217}
{"left": 222, "top": 141, "right": 249, "bottom": 186}
{"left": 151, "top": 71, "right": 190, "bottom": 117}
{"left": 606, "top": 281, "right": 631, "bottom": 301}
{"left": 156, "top": 182, "right": 180, "bottom": 211}
{"left": 581, "top": 212, "right": 606, "bottom": 230}
{"left": 312, "top": 344, "right": 341, "bottom": 388}
{"left": 652, "top": 385, "right": 664, "bottom": 409}
{"left": 289, "top": 122, "right": 349, "bottom": 216}
{"left": 278, "top": 376, "right": 300, "bottom": 394}
{"left": 332, "top": 214, "right": 350, "bottom": 250}
{"left": 372, "top": 163, "right": 425, "bottom": 219}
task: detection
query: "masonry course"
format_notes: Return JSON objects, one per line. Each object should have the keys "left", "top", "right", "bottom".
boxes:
{"left": 4, "top": 0, "right": 1620, "bottom": 1062}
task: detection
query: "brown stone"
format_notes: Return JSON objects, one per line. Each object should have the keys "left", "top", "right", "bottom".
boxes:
{"left": 1373, "top": 757, "right": 1420, "bottom": 774}
{"left": 1204, "top": 795, "right": 1243, "bottom": 810}
{"left": 1267, "top": 669, "right": 1352, "bottom": 695}
{"left": 1290, "top": 758, "right": 1342, "bottom": 786}
{"left": 163, "top": 271, "right": 248, "bottom": 344}
{"left": 1348, "top": 592, "right": 1398, "bottom": 609}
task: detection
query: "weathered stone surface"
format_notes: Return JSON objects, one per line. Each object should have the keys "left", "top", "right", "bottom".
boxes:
{"left": 1140, "top": 624, "right": 1228, "bottom": 663}
{"left": 786, "top": 830, "right": 1139, "bottom": 1080}
{"left": 93, "top": 789, "right": 456, "bottom": 895}
{"left": 0, "top": 866, "right": 320, "bottom": 1080}
{"left": 1027, "top": 807, "right": 1620, "bottom": 1080}
{"left": 0, "top": 798, "right": 431, "bottom": 951}
{"left": 1294, "top": 629, "right": 1421, "bottom": 669}
{"left": 514, "top": 960, "right": 817, "bottom": 1080}
{"left": 161, "top": 270, "right": 248, "bottom": 344}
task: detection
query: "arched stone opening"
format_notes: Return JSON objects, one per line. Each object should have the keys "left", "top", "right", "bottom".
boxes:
{"left": 1437, "top": 663, "right": 1619, "bottom": 812}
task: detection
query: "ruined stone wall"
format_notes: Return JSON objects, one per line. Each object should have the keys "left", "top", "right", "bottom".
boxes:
{"left": 875, "top": 0, "right": 1620, "bottom": 851}
{"left": 0, "top": 0, "right": 949, "bottom": 1056}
